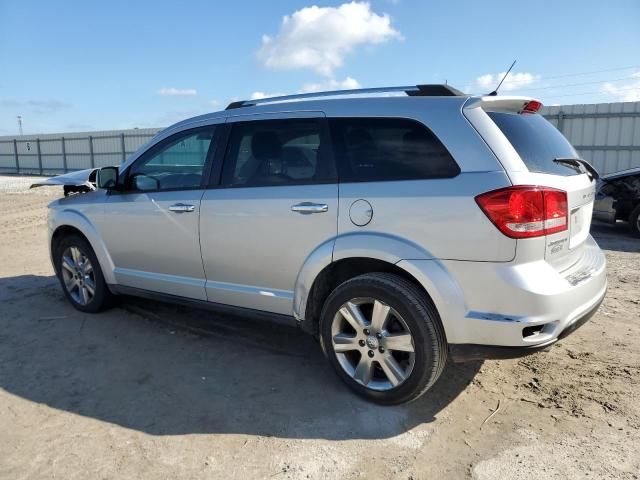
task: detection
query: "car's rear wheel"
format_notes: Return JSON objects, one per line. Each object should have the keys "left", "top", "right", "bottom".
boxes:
{"left": 629, "top": 204, "right": 640, "bottom": 238}
{"left": 319, "top": 272, "right": 447, "bottom": 405}
{"left": 54, "top": 234, "right": 112, "bottom": 313}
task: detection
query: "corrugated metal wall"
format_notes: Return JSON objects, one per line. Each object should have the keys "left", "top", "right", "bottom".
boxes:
{"left": 542, "top": 101, "right": 640, "bottom": 175}
{"left": 1, "top": 100, "right": 639, "bottom": 176}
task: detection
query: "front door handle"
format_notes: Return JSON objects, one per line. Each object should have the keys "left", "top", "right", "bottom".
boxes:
{"left": 291, "top": 202, "right": 329, "bottom": 214}
{"left": 169, "top": 203, "right": 195, "bottom": 213}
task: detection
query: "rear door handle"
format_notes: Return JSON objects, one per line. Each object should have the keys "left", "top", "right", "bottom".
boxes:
{"left": 169, "top": 203, "right": 195, "bottom": 213}
{"left": 291, "top": 202, "right": 329, "bottom": 214}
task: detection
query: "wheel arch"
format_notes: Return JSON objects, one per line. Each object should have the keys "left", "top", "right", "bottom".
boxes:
{"left": 293, "top": 231, "right": 436, "bottom": 332}
{"left": 298, "top": 256, "right": 438, "bottom": 336}
{"left": 50, "top": 211, "right": 116, "bottom": 284}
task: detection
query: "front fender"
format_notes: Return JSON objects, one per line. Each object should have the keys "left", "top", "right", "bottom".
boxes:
{"left": 49, "top": 207, "right": 116, "bottom": 284}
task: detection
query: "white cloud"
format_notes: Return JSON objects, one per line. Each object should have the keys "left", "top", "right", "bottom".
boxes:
{"left": 473, "top": 72, "right": 540, "bottom": 92}
{"left": 250, "top": 91, "right": 288, "bottom": 100}
{"left": 602, "top": 72, "right": 640, "bottom": 102}
{"left": 300, "top": 76, "right": 361, "bottom": 93}
{"left": 157, "top": 87, "right": 197, "bottom": 96}
{"left": 258, "top": 2, "right": 400, "bottom": 76}
{"left": 248, "top": 77, "right": 362, "bottom": 101}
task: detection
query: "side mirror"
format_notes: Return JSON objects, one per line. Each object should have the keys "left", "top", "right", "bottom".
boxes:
{"left": 97, "top": 166, "right": 118, "bottom": 190}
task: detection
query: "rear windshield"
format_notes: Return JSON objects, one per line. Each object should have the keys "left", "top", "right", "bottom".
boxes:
{"left": 488, "top": 112, "right": 580, "bottom": 176}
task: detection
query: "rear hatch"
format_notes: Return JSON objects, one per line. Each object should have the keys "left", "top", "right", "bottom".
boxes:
{"left": 467, "top": 97, "right": 597, "bottom": 272}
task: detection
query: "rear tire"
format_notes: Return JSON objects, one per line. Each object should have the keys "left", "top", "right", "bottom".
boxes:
{"left": 629, "top": 204, "right": 640, "bottom": 238}
{"left": 319, "top": 272, "right": 447, "bottom": 405}
{"left": 54, "top": 234, "right": 113, "bottom": 313}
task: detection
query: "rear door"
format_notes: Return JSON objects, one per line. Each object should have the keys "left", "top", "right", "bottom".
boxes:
{"left": 487, "top": 111, "right": 597, "bottom": 269}
{"left": 199, "top": 114, "right": 338, "bottom": 315}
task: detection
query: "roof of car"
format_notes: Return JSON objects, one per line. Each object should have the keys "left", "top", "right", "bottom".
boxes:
{"left": 225, "top": 84, "right": 465, "bottom": 110}
{"left": 160, "top": 87, "right": 472, "bottom": 138}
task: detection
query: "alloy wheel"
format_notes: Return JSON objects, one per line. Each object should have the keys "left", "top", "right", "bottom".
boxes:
{"left": 330, "top": 297, "right": 416, "bottom": 391}
{"left": 61, "top": 246, "right": 96, "bottom": 306}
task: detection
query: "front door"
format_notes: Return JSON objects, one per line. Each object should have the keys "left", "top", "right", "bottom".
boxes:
{"left": 98, "top": 125, "right": 220, "bottom": 300}
{"left": 200, "top": 116, "right": 338, "bottom": 315}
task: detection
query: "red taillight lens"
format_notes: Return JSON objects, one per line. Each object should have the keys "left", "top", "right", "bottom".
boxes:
{"left": 521, "top": 100, "right": 542, "bottom": 114}
{"left": 475, "top": 186, "right": 568, "bottom": 239}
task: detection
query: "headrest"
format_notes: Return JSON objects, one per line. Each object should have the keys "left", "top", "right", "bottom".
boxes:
{"left": 251, "top": 131, "right": 282, "bottom": 159}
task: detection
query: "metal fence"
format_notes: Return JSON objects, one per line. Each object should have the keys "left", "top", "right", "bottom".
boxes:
{"left": 1, "top": 100, "right": 639, "bottom": 177}
{"left": 542, "top": 101, "right": 640, "bottom": 176}
{"left": 0, "top": 128, "right": 161, "bottom": 175}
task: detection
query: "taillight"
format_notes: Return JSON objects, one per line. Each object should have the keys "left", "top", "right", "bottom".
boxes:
{"left": 520, "top": 100, "right": 542, "bottom": 114}
{"left": 475, "top": 186, "right": 568, "bottom": 239}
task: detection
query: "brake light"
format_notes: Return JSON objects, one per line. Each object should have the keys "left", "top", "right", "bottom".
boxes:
{"left": 521, "top": 100, "right": 542, "bottom": 114}
{"left": 475, "top": 186, "right": 568, "bottom": 238}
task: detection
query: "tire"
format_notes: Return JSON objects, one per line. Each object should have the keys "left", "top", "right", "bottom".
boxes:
{"left": 319, "top": 272, "right": 447, "bottom": 405}
{"left": 53, "top": 234, "right": 113, "bottom": 313}
{"left": 629, "top": 204, "right": 640, "bottom": 238}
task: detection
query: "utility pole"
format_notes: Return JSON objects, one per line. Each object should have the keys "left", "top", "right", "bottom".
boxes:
{"left": 16, "top": 116, "right": 23, "bottom": 136}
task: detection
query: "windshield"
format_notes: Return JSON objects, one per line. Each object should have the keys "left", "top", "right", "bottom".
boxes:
{"left": 488, "top": 112, "right": 580, "bottom": 176}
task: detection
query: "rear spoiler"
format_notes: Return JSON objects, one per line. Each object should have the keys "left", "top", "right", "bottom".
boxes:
{"left": 463, "top": 96, "right": 543, "bottom": 114}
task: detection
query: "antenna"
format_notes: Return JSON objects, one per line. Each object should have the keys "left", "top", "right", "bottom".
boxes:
{"left": 488, "top": 60, "right": 516, "bottom": 96}
{"left": 17, "top": 116, "right": 23, "bottom": 136}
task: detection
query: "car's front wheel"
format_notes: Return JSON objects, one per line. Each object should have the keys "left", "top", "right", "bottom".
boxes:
{"left": 54, "top": 234, "right": 113, "bottom": 313}
{"left": 319, "top": 272, "right": 447, "bottom": 405}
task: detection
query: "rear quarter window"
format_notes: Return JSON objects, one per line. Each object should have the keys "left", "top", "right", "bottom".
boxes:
{"left": 329, "top": 117, "right": 460, "bottom": 182}
{"left": 488, "top": 112, "right": 581, "bottom": 176}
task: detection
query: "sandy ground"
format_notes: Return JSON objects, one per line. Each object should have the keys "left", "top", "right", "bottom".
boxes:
{"left": 0, "top": 175, "right": 638, "bottom": 480}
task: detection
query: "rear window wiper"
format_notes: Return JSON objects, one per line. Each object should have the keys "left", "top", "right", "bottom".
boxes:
{"left": 553, "top": 158, "right": 599, "bottom": 181}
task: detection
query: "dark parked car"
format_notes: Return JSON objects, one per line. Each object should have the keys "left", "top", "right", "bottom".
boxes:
{"left": 593, "top": 167, "right": 640, "bottom": 237}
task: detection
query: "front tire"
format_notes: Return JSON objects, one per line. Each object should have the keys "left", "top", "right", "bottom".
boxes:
{"left": 319, "top": 272, "right": 447, "bottom": 405}
{"left": 54, "top": 234, "right": 113, "bottom": 313}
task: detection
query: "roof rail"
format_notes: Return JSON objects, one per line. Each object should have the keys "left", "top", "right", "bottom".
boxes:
{"left": 225, "top": 84, "right": 465, "bottom": 110}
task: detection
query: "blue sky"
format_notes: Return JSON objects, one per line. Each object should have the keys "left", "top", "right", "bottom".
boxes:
{"left": 1, "top": 0, "right": 639, "bottom": 134}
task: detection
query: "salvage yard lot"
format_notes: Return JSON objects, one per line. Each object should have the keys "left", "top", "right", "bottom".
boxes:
{"left": 0, "top": 175, "right": 638, "bottom": 479}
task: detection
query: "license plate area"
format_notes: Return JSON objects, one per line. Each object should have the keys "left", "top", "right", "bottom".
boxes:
{"left": 569, "top": 202, "right": 593, "bottom": 249}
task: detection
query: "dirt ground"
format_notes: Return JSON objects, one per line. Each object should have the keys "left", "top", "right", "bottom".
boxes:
{"left": 0, "top": 175, "right": 638, "bottom": 480}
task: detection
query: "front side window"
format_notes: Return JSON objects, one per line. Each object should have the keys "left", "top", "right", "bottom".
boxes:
{"left": 128, "top": 128, "right": 215, "bottom": 191}
{"left": 221, "top": 119, "right": 334, "bottom": 187}
{"left": 329, "top": 118, "right": 459, "bottom": 182}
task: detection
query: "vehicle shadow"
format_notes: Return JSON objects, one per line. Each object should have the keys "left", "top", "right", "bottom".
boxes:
{"left": 0, "top": 274, "right": 482, "bottom": 440}
{"left": 590, "top": 221, "right": 640, "bottom": 253}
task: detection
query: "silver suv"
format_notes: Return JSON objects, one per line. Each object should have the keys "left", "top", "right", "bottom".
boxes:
{"left": 46, "top": 85, "right": 607, "bottom": 404}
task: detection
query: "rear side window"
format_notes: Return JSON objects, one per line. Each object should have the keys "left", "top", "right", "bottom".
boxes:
{"left": 329, "top": 118, "right": 459, "bottom": 182}
{"left": 221, "top": 118, "right": 335, "bottom": 187}
{"left": 488, "top": 112, "right": 580, "bottom": 176}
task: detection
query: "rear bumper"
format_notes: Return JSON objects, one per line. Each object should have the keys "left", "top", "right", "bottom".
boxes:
{"left": 397, "top": 234, "right": 607, "bottom": 351}
{"left": 448, "top": 290, "right": 604, "bottom": 362}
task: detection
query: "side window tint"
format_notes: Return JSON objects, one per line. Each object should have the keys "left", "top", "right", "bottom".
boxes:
{"left": 222, "top": 119, "right": 333, "bottom": 187}
{"left": 129, "top": 128, "right": 215, "bottom": 191}
{"left": 329, "top": 118, "right": 459, "bottom": 182}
